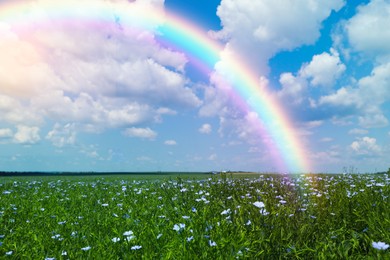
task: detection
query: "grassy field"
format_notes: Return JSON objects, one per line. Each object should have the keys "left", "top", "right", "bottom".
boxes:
{"left": 0, "top": 173, "right": 389, "bottom": 259}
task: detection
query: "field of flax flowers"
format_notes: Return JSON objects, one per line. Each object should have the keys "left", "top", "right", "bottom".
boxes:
{"left": 0, "top": 173, "right": 389, "bottom": 259}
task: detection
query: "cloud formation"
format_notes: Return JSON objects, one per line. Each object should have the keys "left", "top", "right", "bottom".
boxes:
{"left": 0, "top": 0, "right": 201, "bottom": 139}
{"left": 123, "top": 127, "right": 157, "bottom": 140}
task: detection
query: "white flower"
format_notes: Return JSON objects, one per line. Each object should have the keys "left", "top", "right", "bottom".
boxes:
{"left": 81, "top": 246, "right": 91, "bottom": 251}
{"left": 372, "top": 241, "right": 389, "bottom": 250}
{"left": 260, "top": 208, "right": 269, "bottom": 216}
{"left": 187, "top": 236, "right": 194, "bottom": 242}
{"left": 123, "top": 231, "right": 133, "bottom": 236}
{"left": 61, "top": 251, "right": 67, "bottom": 256}
{"left": 131, "top": 245, "right": 142, "bottom": 250}
{"left": 5, "top": 251, "right": 13, "bottom": 256}
{"left": 112, "top": 237, "right": 120, "bottom": 243}
{"left": 101, "top": 203, "right": 109, "bottom": 207}
{"left": 246, "top": 220, "right": 251, "bottom": 225}
{"left": 156, "top": 234, "right": 162, "bottom": 239}
{"left": 253, "top": 201, "right": 265, "bottom": 208}
{"left": 182, "top": 216, "right": 190, "bottom": 219}
{"left": 173, "top": 223, "right": 185, "bottom": 232}
{"left": 45, "top": 258, "right": 55, "bottom": 260}
{"left": 209, "top": 240, "right": 217, "bottom": 247}
{"left": 221, "top": 209, "right": 231, "bottom": 215}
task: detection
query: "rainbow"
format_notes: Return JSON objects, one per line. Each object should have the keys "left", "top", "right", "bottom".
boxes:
{"left": 0, "top": 1, "right": 310, "bottom": 173}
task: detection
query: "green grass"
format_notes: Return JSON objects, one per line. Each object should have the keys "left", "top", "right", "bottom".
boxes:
{"left": 0, "top": 173, "right": 389, "bottom": 259}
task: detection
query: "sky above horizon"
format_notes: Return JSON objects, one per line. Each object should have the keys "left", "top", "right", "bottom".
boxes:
{"left": 0, "top": 0, "right": 389, "bottom": 173}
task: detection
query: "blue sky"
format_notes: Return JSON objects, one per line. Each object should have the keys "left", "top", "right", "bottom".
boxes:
{"left": 0, "top": 0, "right": 389, "bottom": 173}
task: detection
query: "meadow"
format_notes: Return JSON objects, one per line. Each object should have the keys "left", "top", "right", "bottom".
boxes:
{"left": 0, "top": 173, "right": 389, "bottom": 259}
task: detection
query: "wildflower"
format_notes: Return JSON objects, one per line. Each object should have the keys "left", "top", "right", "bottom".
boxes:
{"left": 101, "top": 203, "right": 109, "bottom": 207}
{"left": 131, "top": 245, "right": 142, "bottom": 250}
{"left": 81, "top": 246, "right": 91, "bottom": 251}
{"left": 221, "top": 209, "right": 231, "bottom": 215}
{"left": 112, "top": 237, "right": 120, "bottom": 243}
{"left": 173, "top": 223, "right": 185, "bottom": 232}
{"left": 156, "top": 234, "right": 162, "bottom": 239}
{"left": 187, "top": 236, "right": 194, "bottom": 242}
{"left": 253, "top": 201, "right": 265, "bottom": 208}
{"left": 44, "top": 258, "right": 55, "bottom": 260}
{"left": 260, "top": 208, "right": 269, "bottom": 216}
{"left": 61, "top": 251, "right": 67, "bottom": 256}
{"left": 182, "top": 216, "right": 190, "bottom": 219}
{"left": 209, "top": 240, "right": 217, "bottom": 247}
{"left": 191, "top": 207, "right": 197, "bottom": 213}
{"left": 5, "top": 251, "right": 13, "bottom": 255}
{"left": 123, "top": 231, "right": 133, "bottom": 236}
{"left": 246, "top": 220, "right": 251, "bottom": 225}
{"left": 51, "top": 234, "right": 61, "bottom": 239}
{"left": 372, "top": 241, "right": 389, "bottom": 250}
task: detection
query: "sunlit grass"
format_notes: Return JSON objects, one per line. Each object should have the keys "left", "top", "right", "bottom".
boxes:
{"left": 0, "top": 173, "right": 389, "bottom": 258}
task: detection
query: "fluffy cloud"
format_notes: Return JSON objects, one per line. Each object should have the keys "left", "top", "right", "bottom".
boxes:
{"left": 315, "top": 0, "right": 390, "bottom": 128}
{"left": 199, "top": 124, "right": 212, "bottom": 134}
{"left": 0, "top": 0, "right": 201, "bottom": 135}
{"left": 346, "top": 0, "right": 390, "bottom": 60}
{"left": 13, "top": 125, "right": 41, "bottom": 144}
{"left": 350, "top": 136, "right": 381, "bottom": 155}
{"left": 123, "top": 127, "right": 157, "bottom": 139}
{"left": 277, "top": 49, "right": 345, "bottom": 105}
{"left": 319, "top": 62, "right": 390, "bottom": 127}
{"left": 0, "top": 128, "right": 13, "bottom": 138}
{"left": 214, "top": 0, "right": 345, "bottom": 74}
{"left": 46, "top": 123, "right": 76, "bottom": 147}
{"left": 300, "top": 49, "right": 346, "bottom": 87}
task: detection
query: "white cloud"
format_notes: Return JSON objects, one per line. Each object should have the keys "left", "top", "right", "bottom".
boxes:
{"left": 350, "top": 136, "right": 381, "bottom": 155}
{"left": 0, "top": 0, "right": 201, "bottom": 134}
{"left": 199, "top": 124, "right": 212, "bottom": 134}
{"left": 13, "top": 125, "right": 40, "bottom": 144}
{"left": 123, "top": 127, "right": 157, "bottom": 140}
{"left": 164, "top": 140, "right": 177, "bottom": 145}
{"left": 346, "top": 0, "right": 390, "bottom": 60}
{"left": 277, "top": 72, "right": 307, "bottom": 105}
{"left": 46, "top": 123, "right": 76, "bottom": 147}
{"left": 0, "top": 128, "right": 13, "bottom": 138}
{"left": 319, "top": 62, "right": 390, "bottom": 127}
{"left": 214, "top": 0, "right": 345, "bottom": 73}
{"left": 300, "top": 49, "right": 346, "bottom": 87}
{"left": 277, "top": 49, "right": 345, "bottom": 105}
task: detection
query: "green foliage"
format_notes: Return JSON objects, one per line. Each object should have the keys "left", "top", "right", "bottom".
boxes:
{"left": 0, "top": 173, "right": 389, "bottom": 258}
